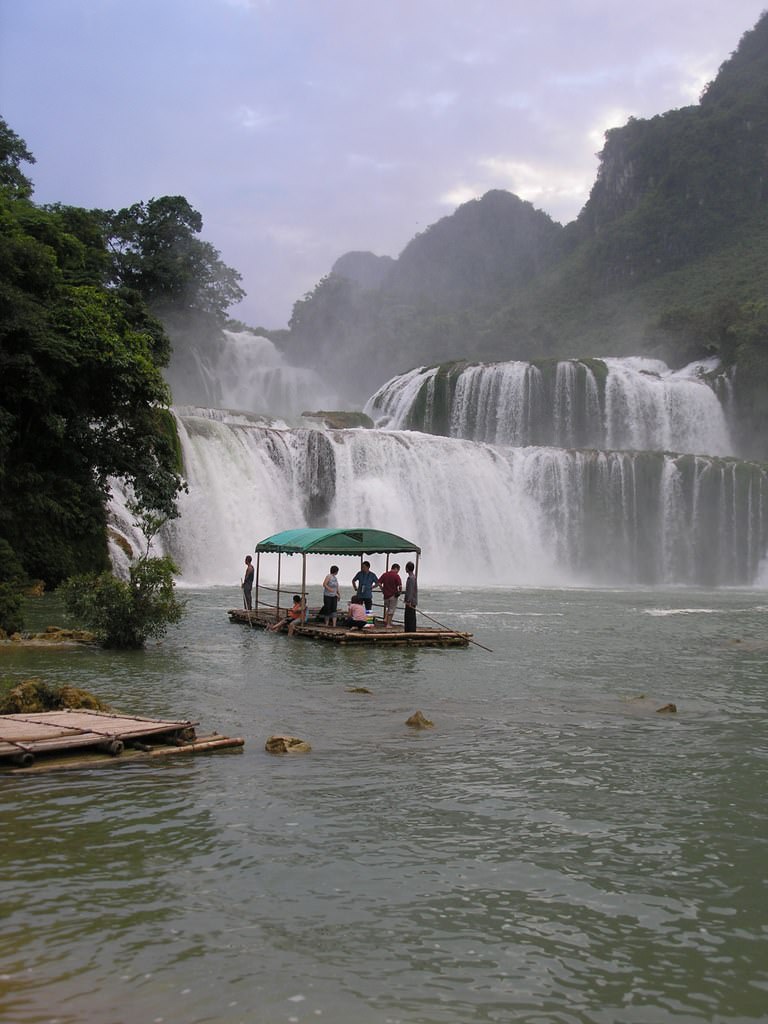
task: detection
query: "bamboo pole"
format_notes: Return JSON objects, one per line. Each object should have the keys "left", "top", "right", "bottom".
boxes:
{"left": 416, "top": 607, "right": 493, "bottom": 652}
{"left": 7, "top": 735, "right": 245, "bottom": 774}
{"left": 148, "top": 736, "right": 244, "bottom": 756}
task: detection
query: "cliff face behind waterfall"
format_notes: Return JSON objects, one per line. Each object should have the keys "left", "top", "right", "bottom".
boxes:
{"left": 282, "top": 12, "right": 768, "bottom": 457}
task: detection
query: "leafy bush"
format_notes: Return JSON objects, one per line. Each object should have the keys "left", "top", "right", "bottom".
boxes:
{"left": 62, "top": 555, "right": 184, "bottom": 649}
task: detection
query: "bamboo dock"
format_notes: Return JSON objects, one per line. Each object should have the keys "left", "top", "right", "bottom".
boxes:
{"left": 228, "top": 608, "right": 472, "bottom": 647}
{"left": 0, "top": 709, "right": 244, "bottom": 772}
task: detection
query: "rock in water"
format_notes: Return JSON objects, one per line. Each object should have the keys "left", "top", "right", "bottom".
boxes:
{"left": 406, "top": 710, "right": 434, "bottom": 729}
{"left": 265, "top": 734, "right": 312, "bottom": 754}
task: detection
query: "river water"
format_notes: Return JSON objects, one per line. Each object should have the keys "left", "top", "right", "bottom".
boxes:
{"left": 1, "top": 585, "right": 767, "bottom": 1024}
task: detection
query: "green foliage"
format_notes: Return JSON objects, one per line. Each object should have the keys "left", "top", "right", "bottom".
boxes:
{"left": 62, "top": 555, "right": 185, "bottom": 649}
{"left": 0, "top": 124, "right": 189, "bottom": 587}
{"left": 0, "top": 537, "right": 25, "bottom": 634}
{"left": 104, "top": 195, "right": 245, "bottom": 323}
{"left": 725, "top": 301, "right": 768, "bottom": 458}
{"left": 0, "top": 116, "right": 35, "bottom": 199}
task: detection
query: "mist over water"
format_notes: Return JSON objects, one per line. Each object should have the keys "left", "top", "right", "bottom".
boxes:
{"left": 164, "top": 329, "right": 340, "bottom": 418}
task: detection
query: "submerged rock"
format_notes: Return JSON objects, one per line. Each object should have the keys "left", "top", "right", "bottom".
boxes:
{"left": 3, "top": 626, "right": 96, "bottom": 646}
{"left": 301, "top": 410, "right": 374, "bottom": 430}
{"left": 406, "top": 710, "right": 434, "bottom": 729}
{"left": 265, "top": 734, "right": 312, "bottom": 754}
{"left": 656, "top": 703, "right": 678, "bottom": 714}
{"left": 39, "top": 626, "right": 96, "bottom": 643}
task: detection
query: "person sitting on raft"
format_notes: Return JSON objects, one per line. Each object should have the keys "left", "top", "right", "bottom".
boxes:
{"left": 346, "top": 595, "right": 369, "bottom": 629}
{"left": 269, "top": 595, "right": 304, "bottom": 634}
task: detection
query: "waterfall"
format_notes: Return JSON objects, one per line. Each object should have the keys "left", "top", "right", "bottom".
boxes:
{"left": 164, "top": 328, "right": 340, "bottom": 418}
{"left": 105, "top": 336, "right": 767, "bottom": 588}
{"left": 121, "top": 412, "right": 768, "bottom": 588}
{"left": 365, "top": 356, "right": 734, "bottom": 456}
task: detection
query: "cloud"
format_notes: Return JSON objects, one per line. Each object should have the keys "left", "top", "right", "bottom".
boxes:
{"left": 588, "top": 107, "right": 637, "bottom": 148}
{"left": 439, "top": 185, "right": 480, "bottom": 207}
{"left": 265, "top": 224, "right": 323, "bottom": 253}
{"left": 2, "top": 0, "right": 764, "bottom": 327}
{"left": 219, "top": 0, "right": 273, "bottom": 9}
{"left": 346, "top": 153, "right": 399, "bottom": 173}
{"left": 496, "top": 92, "right": 534, "bottom": 111}
{"left": 450, "top": 48, "right": 494, "bottom": 67}
{"left": 439, "top": 157, "right": 593, "bottom": 220}
{"left": 396, "top": 90, "right": 459, "bottom": 114}
{"left": 233, "top": 105, "right": 280, "bottom": 130}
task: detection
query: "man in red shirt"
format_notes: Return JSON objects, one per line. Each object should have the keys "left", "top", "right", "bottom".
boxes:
{"left": 378, "top": 564, "right": 402, "bottom": 628}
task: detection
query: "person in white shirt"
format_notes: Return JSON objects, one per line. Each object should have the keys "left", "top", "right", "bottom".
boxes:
{"left": 322, "top": 565, "right": 340, "bottom": 626}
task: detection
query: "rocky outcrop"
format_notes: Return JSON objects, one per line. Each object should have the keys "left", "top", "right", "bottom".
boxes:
{"left": 301, "top": 411, "right": 374, "bottom": 430}
{"left": 265, "top": 734, "right": 312, "bottom": 754}
{"left": 0, "top": 678, "right": 109, "bottom": 714}
{"left": 406, "top": 710, "right": 434, "bottom": 729}
{"left": 1, "top": 626, "right": 96, "bottom": 646}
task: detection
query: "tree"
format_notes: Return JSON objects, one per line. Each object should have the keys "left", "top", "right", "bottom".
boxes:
{"left": 0, "top": 116, "right": 35, "bottom": 199}
{"left": 0, "top": 124, "right": 186, "bottom": 590}
{"left": 62, "top": 555, "right": 185, "bottom": 649}
{"left": 104, "top": 196, "right": 245, "bottom": 322}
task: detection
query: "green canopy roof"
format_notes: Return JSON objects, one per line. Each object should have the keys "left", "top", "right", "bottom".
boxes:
{"left": 255, "top": 528, "right": 421, "bottom": 556}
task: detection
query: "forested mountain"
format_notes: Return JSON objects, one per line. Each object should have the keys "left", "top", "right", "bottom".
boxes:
{"left": 284, "top": 12, "right": 768, "bottom": 451}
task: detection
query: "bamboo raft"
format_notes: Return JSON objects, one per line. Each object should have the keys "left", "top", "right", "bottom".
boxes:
{"left": 228, "top": 608, "right": 472, "bottom": 647}
{"left": 0, "top": 709, "right": 244, "bottom": 773}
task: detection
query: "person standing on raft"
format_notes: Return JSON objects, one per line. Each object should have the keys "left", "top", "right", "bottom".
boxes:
{"left": 378, "top": 563, "right": 402, "bottom": 628}
{"left": 322, "top": 564, "right": 341, "bottom": 627}
{"left": 403, "top": 561, "right": 417, "bottom": 632}
{"left": 242, "top": 555, "right": 255, "bottom": 610}
{"left": 352, "top": 561, "right": 379, "bottom": 611}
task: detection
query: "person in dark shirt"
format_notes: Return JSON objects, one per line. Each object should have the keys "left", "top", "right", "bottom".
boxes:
{"left": 403, "top": 561, "right": 418, "bottom": 632}
{"left": 352, "top": 561, "right": 379, "bottom": 611}
{"left": 242, "top": 555, "right": 255, "bottom": 610}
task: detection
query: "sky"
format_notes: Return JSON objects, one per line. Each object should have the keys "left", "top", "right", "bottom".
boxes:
{"left": 1, "top": 0, "right": 766, "bottom": 328}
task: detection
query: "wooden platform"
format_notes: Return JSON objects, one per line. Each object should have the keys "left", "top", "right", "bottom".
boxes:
{"left": 0, "top": 709, "right": 244, "bottom": 772}
{"left": 228, "top": 608, "right": 471, "bottom": 647}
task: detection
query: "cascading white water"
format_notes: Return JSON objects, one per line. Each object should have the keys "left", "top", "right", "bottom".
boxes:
{"left": 106, "top": 334, "right": 767, "bottom": 589}
{"left": 602, "top": 358, "right": 729, "bottom": 454}
{"left": 365, "top": 356, "right": 735, "bottom": 456}
{"left": 121, "top": 411, "right": 768, "bottom": 588}
{"left": 164, "top": 328, "right": 340, "bottom": 418}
